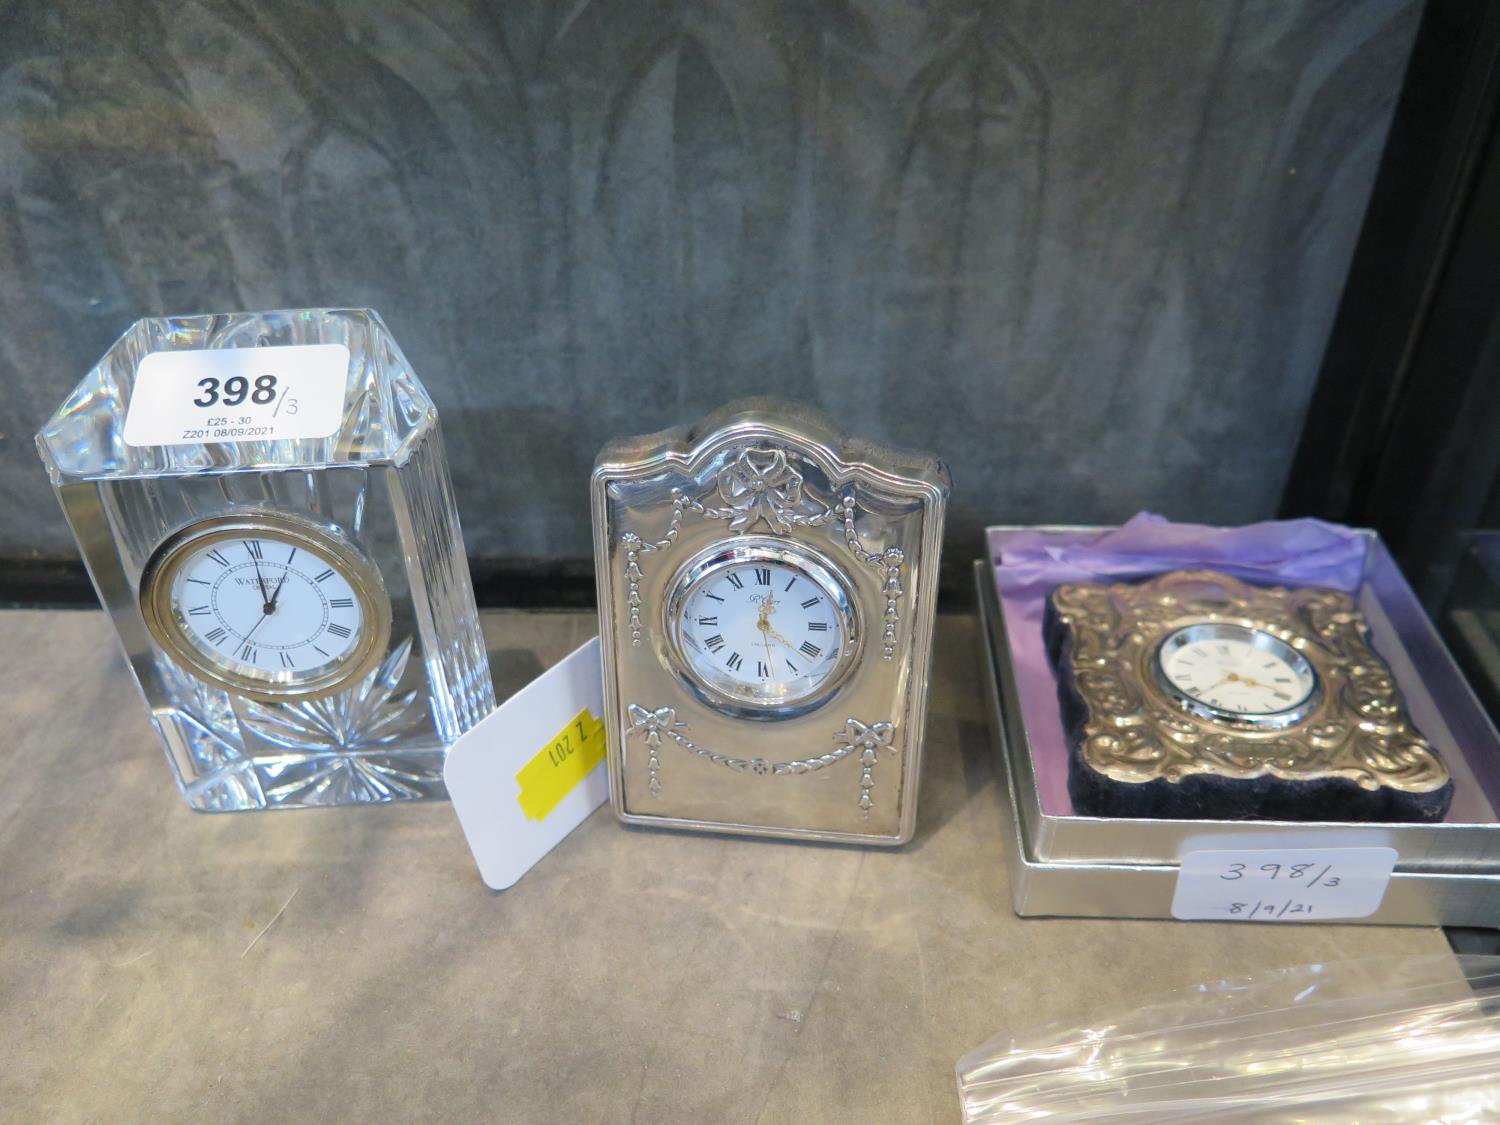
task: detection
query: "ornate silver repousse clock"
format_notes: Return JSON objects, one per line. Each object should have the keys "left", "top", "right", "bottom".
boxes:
{"left": 592, "top": 400, "right": 950, "bottom": 844}
{"left": 1046, "top": 569, "right": 1453, "bottom": 822}
{"left": 36, "top": 308, "right": 495, "bottom": 812}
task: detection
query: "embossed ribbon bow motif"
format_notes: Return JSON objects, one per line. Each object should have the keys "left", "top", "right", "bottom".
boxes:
{"left": 834, "top": 719, "right": 900, "bottom": 814}
{"left": 628, "top": 704, "right": 683, "bottom": 795}
{"left": 717, "top": 448, "right": 804, "bottom": 533}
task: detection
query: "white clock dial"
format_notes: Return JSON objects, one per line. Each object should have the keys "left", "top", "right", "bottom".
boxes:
{"left": 669, "top": 545, "right": 856, "bottom": 712}
{"left": 1156, "top": 623, "right": 1317, "bottom": 723}
{"left": 170, "top": 534, "right": 364, "bottom": 681}
{"left": 140, "top": 514, "right": 391, "bottom": 700}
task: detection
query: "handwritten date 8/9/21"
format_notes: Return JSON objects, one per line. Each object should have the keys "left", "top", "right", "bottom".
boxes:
{"left": 1229, "top": 899, "right": 1317, "bottom": 919}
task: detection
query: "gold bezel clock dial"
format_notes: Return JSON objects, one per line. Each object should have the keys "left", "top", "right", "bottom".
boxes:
{"left": 140, "top": 512, "right": 391, "bottom": 702}
{"left": 665, "top": 538, "right": 860, "bottom": 717}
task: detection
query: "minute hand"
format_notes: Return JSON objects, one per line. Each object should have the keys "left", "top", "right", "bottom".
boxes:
{"left": 758, "top": 627, "right": 777, "bottom": 672}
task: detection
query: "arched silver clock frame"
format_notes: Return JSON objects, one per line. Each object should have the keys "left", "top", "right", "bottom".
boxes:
{"left": 592, "top": 398, "right": 951, "bottom": 845}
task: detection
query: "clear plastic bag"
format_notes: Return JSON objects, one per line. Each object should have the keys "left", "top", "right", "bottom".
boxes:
{"left": 956, "top": 955, "right": 1500, "bottom": 1123}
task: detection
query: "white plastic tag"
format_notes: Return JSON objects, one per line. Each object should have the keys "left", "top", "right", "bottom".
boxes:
{"left": 123, "top": 343, "right": 349, "bottom": 447}
{"left": 1171, "top": 846, "right": 1397, "bottom": 921}
{"left": 444, "top": 636, "right": 610, "bottom": 891}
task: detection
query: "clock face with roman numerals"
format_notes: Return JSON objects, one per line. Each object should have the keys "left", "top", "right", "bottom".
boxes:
{"left": 139, "top": 513, "right": 391, "bottom": 701}
{"left": 666, "top": 541, "right": 858, "bottom": 714}
{"left": 1154, "top": 621, "right": 1320, "bottom": 728}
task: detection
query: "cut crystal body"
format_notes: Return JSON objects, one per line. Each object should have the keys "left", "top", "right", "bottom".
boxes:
{"left": 37, "top": 308, "right": 494, "bottom": 811}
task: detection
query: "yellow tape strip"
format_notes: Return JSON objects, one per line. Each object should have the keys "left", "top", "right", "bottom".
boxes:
{"left": 515, "top": 707, "right": 607, "bottom": 822}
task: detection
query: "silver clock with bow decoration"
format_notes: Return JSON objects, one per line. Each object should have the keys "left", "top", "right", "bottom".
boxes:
{"left": 592, "top": 399, "right": 950, "bottom": 844}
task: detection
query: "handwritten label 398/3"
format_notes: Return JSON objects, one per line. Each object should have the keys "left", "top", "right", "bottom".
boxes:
{"left": 1171, "top": 846, "right": 1398, "bottom": 922}
{"left": 122, "top": 343, "right": 350, "bottom": 447}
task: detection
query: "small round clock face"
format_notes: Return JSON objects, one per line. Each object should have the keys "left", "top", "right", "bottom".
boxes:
{"left": 1155, "top": 622, "right": 1318, "bottom": 725}
{"left": 140, "top": 514, "right": 390, "bottom": 701}
{"left": 667, "top": 542, "right": 858, "bottom": 714}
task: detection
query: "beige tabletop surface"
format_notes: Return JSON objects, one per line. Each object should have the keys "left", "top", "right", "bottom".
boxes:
{"left": 1, "top": 609, "right": 1452, "bottom": 1124}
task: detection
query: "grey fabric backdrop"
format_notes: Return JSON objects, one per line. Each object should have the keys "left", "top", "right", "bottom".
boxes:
{"left": 0, "top": 0, "right": 1419, "bottom": 575}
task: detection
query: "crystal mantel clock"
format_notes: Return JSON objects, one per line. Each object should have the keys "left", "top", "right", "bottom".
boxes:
{"left": 37, "top": 308, "right": 495, "bottom": 812}
{"left": 592, "top": 400, "right": 950, "bottom": 844}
